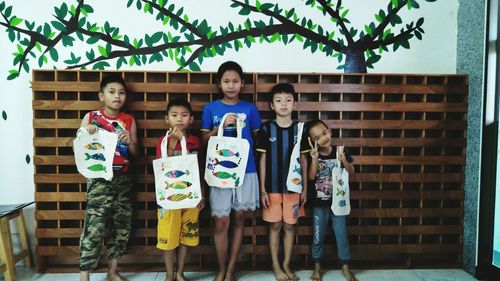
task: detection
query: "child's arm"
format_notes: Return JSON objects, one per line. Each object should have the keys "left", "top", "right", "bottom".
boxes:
{"left": 80, "top": 113, "right": 97, "bottom": 134}
{"left": 121, "top": 118, "right": 139, "bottom": 157}
{"left": 258, "top": 152, "right": 269, "bottom": 208}
{"left": 339, "top": 151, "right": 355, "bottom": 174}
{"left": 308, "top": 138, "right": 319, "bottom": 180}
{"left": 300, "top": 153, "right": 308, "bottom": 207}
{"left": 201, "top": 113, "right": 238, "bottom": 144}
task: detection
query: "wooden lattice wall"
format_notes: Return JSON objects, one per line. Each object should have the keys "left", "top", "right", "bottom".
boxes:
{"left": 32, "top": 70, "right": 467, "bottom": 272}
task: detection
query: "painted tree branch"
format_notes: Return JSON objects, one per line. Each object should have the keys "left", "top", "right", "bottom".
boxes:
{"left": 0, "top": 0, "right": 436, "bottom": 77}
{"left": 316, "top": 0, "right": 354, "bottom": 46}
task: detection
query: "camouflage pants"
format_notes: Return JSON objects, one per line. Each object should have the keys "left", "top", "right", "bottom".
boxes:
{"left": 79, "top": 174, "right": 133, "bottom": 271}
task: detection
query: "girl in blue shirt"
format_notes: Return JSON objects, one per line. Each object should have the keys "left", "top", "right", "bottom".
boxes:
{"left": 201, "top": 61, "right": 261, "bottom": 281}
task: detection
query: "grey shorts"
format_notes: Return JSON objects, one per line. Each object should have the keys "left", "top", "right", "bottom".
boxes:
{"left": 209, "top": 173, "right": 260, "bottom": 218}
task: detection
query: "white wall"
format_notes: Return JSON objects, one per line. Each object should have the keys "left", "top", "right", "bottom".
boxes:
{"left": 0, "top": 0, "right": 458, "bottom": 238}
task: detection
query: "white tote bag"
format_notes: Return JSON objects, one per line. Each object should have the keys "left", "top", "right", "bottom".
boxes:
{"left": 331, "top": 146, "right": 351, "bottom": 216}
{"left": 204, "top": 113, "right": 250, "bottom": 188}
{"left": 152, "top": 132, "right": 202, "bottom": 210}
{"left": 286, "top": 122, "right": 304, "bottom": 193}
{"left": 73, "top": 128, "right": 117, "bottom": 181}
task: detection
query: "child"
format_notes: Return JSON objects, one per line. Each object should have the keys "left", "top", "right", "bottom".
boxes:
{"left": 307, "top": 120, "right": 357, "bottom": 281}
{"left": 255, "top": 83, "right": 308, "bottom": 281}
{"left": 78, "top": 75, "right": 139, "bottom": 281}
{"left": 201, "top": 61, "right": 261, "bottom": 281}
{"left": 155, "top": 98, "right": 205, "bottom": 281}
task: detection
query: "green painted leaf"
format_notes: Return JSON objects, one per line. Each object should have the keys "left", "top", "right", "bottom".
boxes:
{"left": 98, "top": 45, "right": 108, "bottom": 57}
{"left": 4, "top": 5, "right": 12, "bottom": 18}
{"left": 0, "top": 2, "right": 5, "bottom": 12}
{"left": 392, "top": 0, "right": 399, "bottom": 8}
{"left": 49, "top": 48, "right": 59, "bottom": 61}
{"left": 25, "top": 154, "right": 31, "bottom": 164}
{"left": 23, "top": 62, "right": 29, "bottom": 73}
{"left": 10, "top": 17, "right": 23, "bottom": 27}
{"left": 341, "top": 9, "right": 349, "bottom": 18}
{"left": 416, "top": 17, "right": 424, "bottom": 27}
{"left": 239, "top": 7, "right": 250, "bottom": 15}
{"left": 150, "top": 31, "right": 163, "bottom": 44}
{"left": 2, "top": 110, "right": 7, "bottom": 120}
{"left": 189, "top": 62, "right": 201, "bottom": 71}
{"left": 261, "top": 3, "right": 274, "bottom": 11}
{"left": 86, "top": 49, "right": 95, "bottom": 61}
{"left": 86, "top": 35, "right": 100, "bottom": 44}
{"left": 43, "top": 23, "right": 51, "bottom": 38}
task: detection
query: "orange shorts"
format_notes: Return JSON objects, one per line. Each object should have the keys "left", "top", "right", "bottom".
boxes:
{"left": 262, "top": 193, "right": 305, "bottom": 224}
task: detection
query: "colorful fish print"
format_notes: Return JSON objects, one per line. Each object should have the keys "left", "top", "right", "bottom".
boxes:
{"left": 214, "top": 158, "right": 239, "bottom": 169}
{"left": 216, "top": 149, "right": 239, "bottom": 158}
{"left": 166, "top": 181, "right": 192, "bottom": 190}
{"left": 167, "top": 192, "right": 193, "bottom": 202}
{"left": 338, "top": 200, "right": 346, "bottom": 207}
{"left": 212, "top": 171, "right": 237, "bottom": 179}
{"left": 234, "top": 177, "right": 240, "bottom": 186}
{"left": 291, "top": 178, "right": 301, "bottom": 185}
{"left": 165, "top": 170, "right": 189, "bottom": 178}
{"left": 87, "top": 164, "right": 106, "bottom": 172}
{"left": 292, "top": 165, "right": 301, "bottom": 174}
{"left": 337, "top": 178, "right": 344, "bottom": 186}
{"left": 85, "top": 142, "right": 104, "bottom": 150}
{"left": 85, "top": 152, "right": 106, "bottom": 161}
{"left": 336, "top": 188, "right": 346, "bottom": 196}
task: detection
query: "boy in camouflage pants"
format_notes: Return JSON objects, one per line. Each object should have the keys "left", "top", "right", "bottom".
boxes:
{"left": 78, "top": 75, "right": 139, "bottom": 281}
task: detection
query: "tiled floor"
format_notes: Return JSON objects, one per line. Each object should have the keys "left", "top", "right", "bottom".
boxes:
{"left": 1, "top": 267, "right": 480, "bottom": 281}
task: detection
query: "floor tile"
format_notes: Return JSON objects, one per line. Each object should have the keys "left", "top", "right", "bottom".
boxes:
{"left": 413, "top": 269, "right": 478, "bottom": 281}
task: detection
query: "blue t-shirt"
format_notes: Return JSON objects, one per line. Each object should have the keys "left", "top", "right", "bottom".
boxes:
{"left": 201, "top": 99, "right": 261, "bottom": 173}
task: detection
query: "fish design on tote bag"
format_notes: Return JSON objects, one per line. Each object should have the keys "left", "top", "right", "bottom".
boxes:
{"left": 84, "top": 153, "right": 106, "bottom": 161}
{"left": 214, "top": 158, "right": 239, "bottom": 168}
{"left": 165, "top": 170, "right": 190, "bottom": 178}
{"left": 87, "top": 164, "right": 106, "bottom": 172}
{"left": 166, "top": 181, "right": 192, "bottom": 190}
{"left": 167, "top": 192, "right": 193, "bottom": 202}
{"left": 85, "top": 142, "right": 104, "bottom": 150}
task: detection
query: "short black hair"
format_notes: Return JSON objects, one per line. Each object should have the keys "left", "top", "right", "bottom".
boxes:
{"left": 166, "top": 98, "right": 193, "bottom": 115}
{"left": 270, "top": 83, "right": 297, "bottom": 101}
{"left": 100, "top": 74, "right": 126, "bottom": 93}
{"left": 306, "top": 119, "right": 329, "bottom": 137}
{"left": 216, "top": 61, "right": 244, "bottom": 83}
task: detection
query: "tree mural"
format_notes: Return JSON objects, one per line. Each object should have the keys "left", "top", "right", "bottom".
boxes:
{"left": 0, "top": 0, "right": 436, "bottom": 79}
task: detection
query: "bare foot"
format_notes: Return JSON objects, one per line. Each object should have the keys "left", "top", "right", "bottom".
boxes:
{"left": 341, "top": 265, "right": 358, "bottom": 281}
{"left": 176, "top": 272, "right": 189, "bottom": 281}
{"left": 273, "top": 267, "right": 290, "bottom": 281}
{"left": 107, "top": 272, "right": 129, "bottom": 281}
{"left": 165, "top": 274, "right": 175, "bottom": 281}
{"left": 283, "top": 265, "right": 299, "bottom": 280}
{"left": 214, "top": 271, "right": 225, "bottom": 281}
{"left": 310, "top": 270, "right": 321, "bottom": 281}
{"left": 224, "top": 271, "right": 236, "bottom": 281}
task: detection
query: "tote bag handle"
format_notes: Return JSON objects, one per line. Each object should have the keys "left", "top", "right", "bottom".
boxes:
{"left": 160, "top": 131, "right": 188, "bottom": 159}
{"left": 217, "top": 113, "right": 243, "bottom": 139}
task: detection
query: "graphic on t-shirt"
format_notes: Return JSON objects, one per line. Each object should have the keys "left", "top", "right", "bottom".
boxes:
{"left": 315, "top": 158, "right": 339, "bottom": 200}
